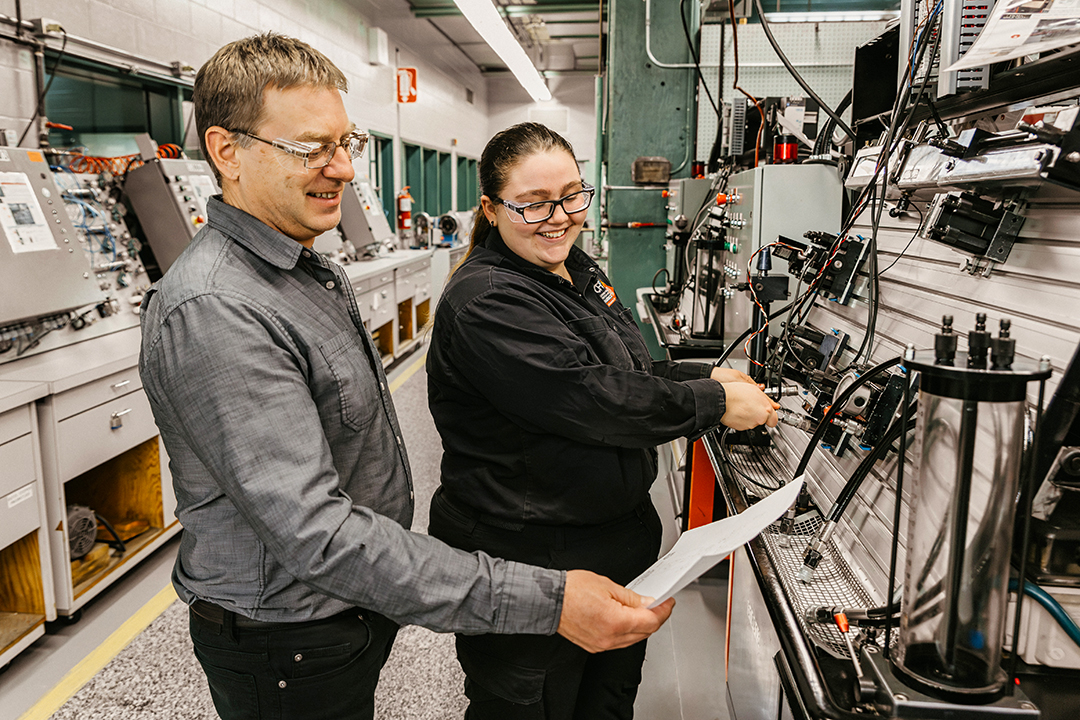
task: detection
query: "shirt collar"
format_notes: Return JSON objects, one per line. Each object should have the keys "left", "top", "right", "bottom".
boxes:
{"left": 206, "top": 195, "right": 306, "bottom": 270}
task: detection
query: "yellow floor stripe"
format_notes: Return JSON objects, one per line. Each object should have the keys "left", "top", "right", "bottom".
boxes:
{"left": 389, "top": 349, "right": 427, "bottom": 394}
{"left": 19, "top": 583, "right": 178, "bottom": 720}
{"left": 22, "top": 349, "right": 428, "bottom": 719}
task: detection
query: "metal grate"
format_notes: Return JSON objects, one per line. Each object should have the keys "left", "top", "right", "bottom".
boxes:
{"left": 723, "top": 432, "right": 889, "bottom": 658}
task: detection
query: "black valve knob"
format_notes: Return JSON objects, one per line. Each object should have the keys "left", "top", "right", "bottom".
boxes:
{"left": 991, "top": 318, "right": 1016, "bottom": 370}
{"left": 967, "top": 313, "right": 991, "bottom": 369}
{"left": 935, "top": 315, "right": 958, "bottom": 366}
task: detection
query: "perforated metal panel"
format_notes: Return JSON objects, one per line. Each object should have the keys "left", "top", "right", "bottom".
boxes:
{"left": 696, "top": 21, "right": 892, "bottom": 161}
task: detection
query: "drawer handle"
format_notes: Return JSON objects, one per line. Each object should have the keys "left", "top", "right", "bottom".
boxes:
{"left": 110, "top": 408, "right": 133, "bottom": 430}
{"left": 111, "top": 380, "right": 131, "bottom": 390}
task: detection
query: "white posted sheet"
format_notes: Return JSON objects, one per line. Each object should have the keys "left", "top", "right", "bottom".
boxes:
{"left": 945, "top": 0, "right": 1080, "bottom": 72}
{"left": 628, "top": 477, "right": 805, "bottom": 607}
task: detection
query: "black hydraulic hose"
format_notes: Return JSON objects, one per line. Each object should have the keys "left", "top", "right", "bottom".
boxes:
{"left": 812, "top": 90, "right": 852, "bottom": 156}
{"left": 826, "top": 412, "right": 917, "bottom": 525}
{"left": 752, "top": 0, "right": 855, "bottom": 141}
{"left": 792, "top": 356, "right": 903, "bottom": 482}
{"left": 714, "top": 298, "right": 799, "bottom": 367}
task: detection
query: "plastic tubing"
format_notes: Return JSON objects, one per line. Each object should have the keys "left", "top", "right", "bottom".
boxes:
{"left": 1010, "top": 579, "right": 1080, "bottom": 649}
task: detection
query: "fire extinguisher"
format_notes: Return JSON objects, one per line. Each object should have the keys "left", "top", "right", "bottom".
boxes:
{"left": 397, "top": 186, "right": 413, "bottom": 234}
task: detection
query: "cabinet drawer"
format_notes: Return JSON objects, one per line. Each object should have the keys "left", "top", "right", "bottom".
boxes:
{"left": 373, "top": 300, "right": 395, "bottom": 330}
{"left": 0, "top": 482, "right": 41, "bottom": 550}
{"left": 397, "top": 259, "right": 427, "bottom": 278}
{"left": 0, "top": 404, "right": 32, "bottom": 445}
{"left": 415, "top": 282, "right": 432, "bottom": 303}
{"left": 351, "top": 276, "right": 373, "bottom": 296}
{"left": 0, "top": 434, "right": 35, "bottom": 499}
{"left": 395, "top": 274, "right": 417, "bottom": 300}
{"left": 53, "top": 367, "right": 143, "bottom": 422}
{"left": 361, "top": 284, "right": 396, "bottom": 329}
{"left": 56, "top": 390, "right": 157, "bottom": 481}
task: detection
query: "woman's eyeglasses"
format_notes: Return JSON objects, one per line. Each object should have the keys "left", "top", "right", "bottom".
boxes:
{"left": 495, "top": 183, "right": 595, "bottom": 224}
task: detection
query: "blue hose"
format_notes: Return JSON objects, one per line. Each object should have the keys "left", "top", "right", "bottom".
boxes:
{"left": 1010, "top": 579, "right": 1080, "bottom": 649}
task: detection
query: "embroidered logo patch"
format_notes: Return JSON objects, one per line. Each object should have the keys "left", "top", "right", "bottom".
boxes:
{"left": 594, "top": 279, "right": 617, "bottom": 306}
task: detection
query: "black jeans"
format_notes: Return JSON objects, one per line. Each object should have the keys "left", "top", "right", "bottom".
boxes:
{"left": 188, "top": 604, "right": 399, "bottom": 720}
{"left": 428, "top": 488, "right": 663, "bottom": 720}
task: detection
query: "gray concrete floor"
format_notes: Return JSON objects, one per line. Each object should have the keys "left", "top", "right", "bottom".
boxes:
{"left": 0, "top": 346, "right": 730, "bottom": 719}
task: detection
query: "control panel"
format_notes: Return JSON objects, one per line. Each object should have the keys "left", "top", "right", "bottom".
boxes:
{"left": 122, "top": 157, "right": 218, "bottom": 278}
{"left": 0, "top": 147, "right": 105, "bottom": 329}
{"left": 339, "top": 175, "right": 395, "bottom": 253}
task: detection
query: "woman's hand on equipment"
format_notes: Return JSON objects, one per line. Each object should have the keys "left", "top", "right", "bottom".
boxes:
{"left": 557, "top": 569, "right": 675, "bottom": 653}
{"left": 709, "top": 366, "right": 757, "bottom": 385}
{"left": 720, "top": 382, "right": 780, "bottom": 431}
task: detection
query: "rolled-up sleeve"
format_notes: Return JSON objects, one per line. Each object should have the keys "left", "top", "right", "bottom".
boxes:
{"left": 141, "top": 291, "right": 563, "bottom": 635}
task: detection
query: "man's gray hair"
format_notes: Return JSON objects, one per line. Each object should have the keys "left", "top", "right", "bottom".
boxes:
{"left": 193, "top": 33, "right": 348, "bottom": 183}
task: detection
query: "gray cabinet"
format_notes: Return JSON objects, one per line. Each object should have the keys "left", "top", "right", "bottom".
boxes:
{"left": 0, "top": 329, "right": 179, "bottom": 617}
{"left": 0, "top": 381, "right": 54, "bottom": 668}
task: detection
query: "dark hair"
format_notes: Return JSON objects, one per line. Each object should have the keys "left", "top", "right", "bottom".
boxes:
{"left": 467, "top": 122, "right": 577, "bottom": 253}
{"left": 193, "top": 33, "right": 348, "bottom": 184}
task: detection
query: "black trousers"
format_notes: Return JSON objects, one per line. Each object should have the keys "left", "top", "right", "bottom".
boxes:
{"left": 188, "top": 602, "right": 399, "bottom": 720}
{"left": 428, "top": 488, "right": 663, "bottom": 720}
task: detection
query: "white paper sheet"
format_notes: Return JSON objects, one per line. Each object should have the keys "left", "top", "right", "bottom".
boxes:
{"left": 0, "top": 171, "right": 57, "bottom": 253}
{"left": 628, "top": 477, "right": 805, "bottom": 608}
{"left": 945, "top": 0, "right": 1080, "bottom": 72}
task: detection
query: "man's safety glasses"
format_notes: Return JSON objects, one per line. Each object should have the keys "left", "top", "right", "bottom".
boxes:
{"left": 232, "top": 130, "right": 369, "bottom": 169}
{"left": 496, "top": 183, "right": 595, "bottom": 224}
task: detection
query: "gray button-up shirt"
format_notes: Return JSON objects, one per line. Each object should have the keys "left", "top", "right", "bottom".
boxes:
{"left": 139, "top": 196, "right": 562, "bottom": 633}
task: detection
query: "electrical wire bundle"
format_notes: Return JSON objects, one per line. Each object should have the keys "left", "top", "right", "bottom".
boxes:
{"left": 746, "top": 1, "right": 946, "bottom": 390}
{"left": 57, "top": 143, "right": 185, "bottom": 176}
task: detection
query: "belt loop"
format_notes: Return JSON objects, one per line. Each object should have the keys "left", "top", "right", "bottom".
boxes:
{"left": 554, "top": 526, "right": 565, "bottom": 552}
{"left": 224, "top": 608, "right": 238, "bottom": 643}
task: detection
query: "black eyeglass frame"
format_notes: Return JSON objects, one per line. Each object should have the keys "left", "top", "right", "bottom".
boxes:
{"left": 230, "top": 129, "right": 369, "bottom": 169}
{"left": 494, "top": 183, "right": 595, "bottom": 224}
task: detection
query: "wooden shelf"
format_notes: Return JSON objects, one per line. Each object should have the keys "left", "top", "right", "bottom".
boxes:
{"left": 62, "top": 437, "right": 167, "bottom": 603}
{"left": 0, "top": 532, "right": 46, "bottom": 656}
{"left": 416, "top": 298, "right": 431, "bottom": 331}
{"left": 72, "top": 526, "right": 167, "bottom": 600}
{"left": 371, "top": 320, "right": 395, "bottom": 363}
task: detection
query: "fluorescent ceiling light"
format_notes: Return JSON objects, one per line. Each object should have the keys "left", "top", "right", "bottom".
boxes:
{"left": 764, "top": 11, "right": 900, "bottom": 23}
{"left": 453, "top": 0, "right": 552, "bottom": 102}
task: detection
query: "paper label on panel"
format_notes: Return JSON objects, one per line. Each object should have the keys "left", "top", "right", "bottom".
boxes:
{"left": 7, "top": 484, "right": 34, "bottom": 508}
{"left": 0, "top": 172, "right": 59, "bottom": 253}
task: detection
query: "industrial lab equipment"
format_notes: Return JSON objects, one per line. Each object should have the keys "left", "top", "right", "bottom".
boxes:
{"left": 123, "top": 155, "right": 217, "bottom": 278}
{"left": 893, "top": 319, "right": 1050, "bottom": 701}
{"left": 0, "top": 147, "right": 105, "bottom": 328}
{"left": 339, "top": 175, "right": 396, "bottom": 255}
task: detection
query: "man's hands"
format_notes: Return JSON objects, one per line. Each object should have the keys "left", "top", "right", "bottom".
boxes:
{"left": 557, "top": 570, "right": 675, "bottom": 653}
{"left": 710, "top": 366, "right": 780, "bottom": 430}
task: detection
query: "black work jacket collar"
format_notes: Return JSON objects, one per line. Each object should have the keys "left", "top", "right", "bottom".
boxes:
{"left": 479, "top": 226, "right": 597, "bottom": 292}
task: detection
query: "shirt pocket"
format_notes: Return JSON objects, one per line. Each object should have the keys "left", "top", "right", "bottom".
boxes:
{"left": 566, "top": 315, "right": 635, "bottom": 371}
{"left": 318, "top": 331, "right": 380, "bottom": 432}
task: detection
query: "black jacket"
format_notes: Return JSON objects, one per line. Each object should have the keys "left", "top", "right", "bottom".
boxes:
{"left": 427, "top": 229, "right": 725, "bottom": 526}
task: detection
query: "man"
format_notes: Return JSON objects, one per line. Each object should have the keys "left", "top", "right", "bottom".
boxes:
{"left": 139, "top": 33, "right": 673, "bottom": 720}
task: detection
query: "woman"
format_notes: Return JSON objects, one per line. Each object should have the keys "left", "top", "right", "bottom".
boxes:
{"left": 426, "top": 122, "right": 777, "bottom": 720}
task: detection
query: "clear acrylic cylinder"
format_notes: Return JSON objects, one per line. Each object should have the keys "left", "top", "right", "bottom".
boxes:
{"left": 893, "top": 354, "right": 1045, "bottom": 700}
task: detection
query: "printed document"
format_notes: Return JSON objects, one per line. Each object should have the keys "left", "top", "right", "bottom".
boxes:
{"left": 628, "top": 477, "right": 804, "bottom": 608}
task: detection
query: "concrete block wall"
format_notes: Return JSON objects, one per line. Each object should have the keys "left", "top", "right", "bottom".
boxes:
{"left": 6, "top": 1, "right": 486, "bottom": 169}
{"left": 2, "top": 0, "right": 598, "bottom": 205}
